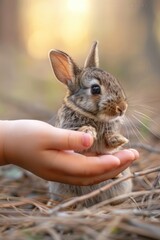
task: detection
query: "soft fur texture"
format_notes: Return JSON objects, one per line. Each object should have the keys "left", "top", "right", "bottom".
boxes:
{"left": 49, "top": 41, "right": 132, "bottom": 207}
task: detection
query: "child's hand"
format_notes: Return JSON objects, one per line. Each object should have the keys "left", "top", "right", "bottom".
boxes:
{"left": 0, "top": 120, "right": 139, "bottom": 185}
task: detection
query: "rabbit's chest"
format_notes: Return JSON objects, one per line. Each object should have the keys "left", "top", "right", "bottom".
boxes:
{"left": 89, "top": 122, "right": 112, "bottom": 154}
{"left": 56, "top": 106, "right": 120, "bottom": 154}
{"left": 78, "top": 119, "right": 120, "bottom": 154}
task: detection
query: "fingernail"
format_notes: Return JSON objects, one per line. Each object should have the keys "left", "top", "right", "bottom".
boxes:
{"left": 82, "top": 133, "right": 93, "bottom": 148}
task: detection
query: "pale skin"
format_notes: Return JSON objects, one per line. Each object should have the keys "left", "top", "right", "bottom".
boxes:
{"left": 0, "top": 120, "right": 139, "bottom": 186}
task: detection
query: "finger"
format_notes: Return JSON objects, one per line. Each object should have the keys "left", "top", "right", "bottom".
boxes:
{"left": 75, "top": 160, "right": 132, "bottom": 186}
{"left": 113, "top": 149, "right": 139, "bottom": 164}
{"left": 61, "top": 150, "right": 138, "bottom": 185}
{"left": 90, "top": 162, "right": 131, "bottom": 185}
{"left": 128, "top": 148, "right": 139, "bottom": 159}
{"left": 46, "top": 161, "right": 131, "bottom": 186}
{"left": 45, "top": 149, "right": 139, "bottom": 185}
{"left": 45, "top": 171, "right": 102, "bottom": 185}
{"left": 46, "top": 150, "right": 121, "bottom": 177}
{"left": 49, "top": 127, "right": 94, "bottom": 151}
{"left": 86, "top": 149, "right": 139, "bottom": 185}
{"left": 45, "top": 148, "right": 138, "bottom": 178}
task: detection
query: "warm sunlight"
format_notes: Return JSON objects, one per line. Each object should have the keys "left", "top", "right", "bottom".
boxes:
{"left": 27, "top": 30, "right": 53, "bottom": 59}
{"left": 24, "top": 0, "right": 91, "bottom": 59}
{"left": 67, "top": 0, "right": 89, "bottom": 13}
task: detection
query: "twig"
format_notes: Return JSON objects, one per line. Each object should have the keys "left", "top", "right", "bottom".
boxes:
{"left": 0, "top": 196, "right": 48, "bottom": 212}
{"left": 111, "top": 208, "right": 160, "bottom": 218}
{"left": 119, "top": 217, "right": 160, "bottom": 240}
{"left": 49, "top": 166, "right": 160, "bottom": 213}
{"left": 90, "top": 189, "right": 160, "bottom": 210}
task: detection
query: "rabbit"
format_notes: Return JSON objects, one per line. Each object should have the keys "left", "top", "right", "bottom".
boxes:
{"left": 48, "top": 41, "right": 132, "bottom": 207}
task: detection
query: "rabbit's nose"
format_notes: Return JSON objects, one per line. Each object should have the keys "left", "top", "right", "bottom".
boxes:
{"left": 116, "top": 102, "right": 128, "bottom": 116}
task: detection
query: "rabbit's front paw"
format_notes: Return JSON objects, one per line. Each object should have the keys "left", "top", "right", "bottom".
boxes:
{"left": 79, "top": 126, "right": 97, "bottom": 140}
{"left": 107, "top": 134, "right": 128, "bottom": 148}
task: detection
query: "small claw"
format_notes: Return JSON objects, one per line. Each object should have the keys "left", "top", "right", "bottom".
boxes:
{"left": 79, "top": 126, "right": 97, "bottom": 140}
{"left": 107, "top": 134, "right": 128, "bottom": 148}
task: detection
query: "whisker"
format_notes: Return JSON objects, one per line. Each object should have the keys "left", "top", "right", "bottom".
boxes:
{"left": 127, "top": 95, "right": 160, "bottom": 105}
{"left": 122, "top": 116, "right": 131, "bottom": 147}
{"left": 134, "top": 110, "right": 160, "bottom": 127}
{"left": 135, "top": 104, "right": 155, "bottom": 112}
{"left": 125, "top": 115, "right": 146, "bottom": 143}
{"left": 134, "top": 110, "right": 154, "bottom": 121}
{"left": 132, "top": 114, "right": 160, "bottom": 139}
{"left": 130, "top": 116, "right": 148, "bottom": 143}
{"left": 129, "top": 104, "right": 156, "bottom": 114}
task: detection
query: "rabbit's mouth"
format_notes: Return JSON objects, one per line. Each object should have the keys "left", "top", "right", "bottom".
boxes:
{"left": 97, "top": 101, "right": 128, "bottom": 120}
{"left": 97, "top": 111, "right": 125, "bottom": 122}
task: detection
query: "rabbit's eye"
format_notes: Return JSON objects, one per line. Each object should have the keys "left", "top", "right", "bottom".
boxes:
{"left": 91, "top": 84, "right": 101, "bottom": 95}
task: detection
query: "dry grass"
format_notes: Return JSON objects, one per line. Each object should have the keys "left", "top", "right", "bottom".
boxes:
{"left": 0, "top": 136, "right": 160, "bottom": 240}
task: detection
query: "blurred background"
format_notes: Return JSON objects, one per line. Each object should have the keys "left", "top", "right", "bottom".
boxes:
{"left": 0, "top": 0, "right": 160, "bottom": 121}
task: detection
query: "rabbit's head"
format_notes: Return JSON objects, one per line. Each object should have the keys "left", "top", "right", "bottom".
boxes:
{"left": 49, "top": 41, "right": 127, "bottom": 121}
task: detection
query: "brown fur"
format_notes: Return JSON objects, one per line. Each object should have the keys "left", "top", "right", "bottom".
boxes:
{"left": 49, "top": 41, "right": 132, "bottom": 207}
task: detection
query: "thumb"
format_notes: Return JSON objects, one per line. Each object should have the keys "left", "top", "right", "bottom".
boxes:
{"left": 50, "top": 127, "right": 94, "bottom": 151}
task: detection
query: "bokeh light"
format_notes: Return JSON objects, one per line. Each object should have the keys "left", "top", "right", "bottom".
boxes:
{"left": 24, "top": 0, "right": 91, "bottom": 59}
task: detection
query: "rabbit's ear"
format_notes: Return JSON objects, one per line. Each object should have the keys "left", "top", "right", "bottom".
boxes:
{"left": 49, "top": 50, "right": 79, "bottom": 86}
{"left": 84, "top": 41, "right": 99, "bottom": 68}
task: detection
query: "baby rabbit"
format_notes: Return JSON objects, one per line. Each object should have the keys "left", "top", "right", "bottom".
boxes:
{"left": 49, "top": 41, "right": 132, "bottom": 206}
